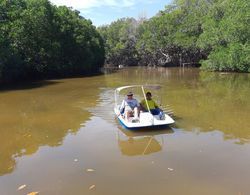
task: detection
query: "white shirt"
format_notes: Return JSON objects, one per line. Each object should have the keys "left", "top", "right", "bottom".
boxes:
{"left": 120, "top": 98, "right": 139, "bottom": 112}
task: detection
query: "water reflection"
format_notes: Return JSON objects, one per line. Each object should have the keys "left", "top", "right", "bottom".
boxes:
{"left": 117, "top": 68, "right": 248, "bottom": 142}
{"left": 0, "top": 77, "right": 101, "bottom": 176}
{"left": 0, "top": 80, "right": 62, "bottom": 92}
{"left": 118, "top": 136, "right": 162, "bottom": 156}
{"left": 117, "top": 126, "right": 174, "bottom": 156}
{"left": 104, "top": 67, "right": 250, "bottom": 144}
{"left": 1, "top": 67, "right": 250, "bottom": 195}
{"left": 170, "top": 71, "right": 250, "bottom": 143}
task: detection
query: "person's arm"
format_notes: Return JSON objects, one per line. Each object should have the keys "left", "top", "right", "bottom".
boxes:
{"left": 154, "top": 100, "right": 159, "bottom": 109}
{"left": 153, "top": 100, "right": 163, "bottom": 112}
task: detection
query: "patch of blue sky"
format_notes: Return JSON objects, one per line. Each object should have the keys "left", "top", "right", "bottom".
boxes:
{"left": 50, "top": 0, "right": 172, "bottom": 27}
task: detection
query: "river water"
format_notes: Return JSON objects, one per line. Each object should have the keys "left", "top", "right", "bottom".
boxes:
{"left": 0, "top": 67, "right": 249, "bottom": 195}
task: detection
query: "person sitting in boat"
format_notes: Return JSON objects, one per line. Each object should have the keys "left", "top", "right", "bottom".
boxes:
{"left": 140, "top": 91, "right": 165, "bottom": 119}
{"left": 120, "top": 91, "right": 140, "bottom": 121}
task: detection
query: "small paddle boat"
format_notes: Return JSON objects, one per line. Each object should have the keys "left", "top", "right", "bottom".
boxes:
{"left": 114, "top": 85, "right": 175, "bottom": 129}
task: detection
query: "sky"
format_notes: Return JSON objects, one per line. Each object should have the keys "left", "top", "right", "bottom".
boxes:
{"left": 49, "top": 0, "right": 172, "bottom": 26}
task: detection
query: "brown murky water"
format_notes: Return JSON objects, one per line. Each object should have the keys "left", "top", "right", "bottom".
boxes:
{"left": 0, "top": 67, "right": 250, "bottom": 195}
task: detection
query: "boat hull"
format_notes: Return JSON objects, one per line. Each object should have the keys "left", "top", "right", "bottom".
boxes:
{"left": 114, "top": 107, "right": 175, "bottom": 129}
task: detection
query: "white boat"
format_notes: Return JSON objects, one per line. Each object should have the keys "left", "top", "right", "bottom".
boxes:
{"left": 114, "top": 85, "right": 175, "bottom": 129}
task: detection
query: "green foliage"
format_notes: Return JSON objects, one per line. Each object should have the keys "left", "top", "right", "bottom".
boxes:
{"left": 98, "top": 0, "right": 249, "bottom": 72}
{"left": 99, "top": 0, "right": 211, "bottom": 67}
{"left": 136, "top": 0, "right": 211, "bottom": 66}
{"left": 0, "top": 0, "right": 105, "bottom": 83}
{"left": 198, "top": 0, "right": 250, "bottom": 72}
{"left": 98, "top": 18, "right": 139, "bottom": 66}
{"left": 1, "top": 0, "right": 248, "bottom": 78}
{"left": 201, "top": 43, "right": 250, "bottom": 72}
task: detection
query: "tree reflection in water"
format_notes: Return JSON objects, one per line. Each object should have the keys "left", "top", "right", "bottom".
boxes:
{"left": 0, "top": 78, "right": 100, "bottom": 176}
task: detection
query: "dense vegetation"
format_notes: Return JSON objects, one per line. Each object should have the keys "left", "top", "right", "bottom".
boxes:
{"left": 0, "top": 0, "right": 105, "bottom": 83}
{"left": 0, "top": 0, "right": 249, "bottom": 84}
{"left": 98, "top": 0, "right": 250, "bottom": 72}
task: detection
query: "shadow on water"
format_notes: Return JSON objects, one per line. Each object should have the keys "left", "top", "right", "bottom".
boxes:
{"left": 100, "top": 67, "right": 120, "bottom": 74}
{"left": 0, "top": 67, "right": 110, "bottom": 92}
{"left": 0, "top": 80, "right": 62, "bottom": 92}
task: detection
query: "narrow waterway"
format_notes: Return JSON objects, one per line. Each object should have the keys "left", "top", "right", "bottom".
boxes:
{"left": 0, "top": 67, "right": 250, "bottom": 195}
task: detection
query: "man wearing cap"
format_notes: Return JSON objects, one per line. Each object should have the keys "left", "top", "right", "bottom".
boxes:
{"left": 120, "top": 92, "right": 140, "bottom": 121}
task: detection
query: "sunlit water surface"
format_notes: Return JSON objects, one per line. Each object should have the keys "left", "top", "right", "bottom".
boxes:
{"left": 0, "top": 67, "right": 250, "bottom": 195}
